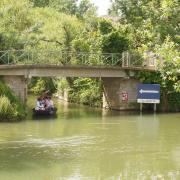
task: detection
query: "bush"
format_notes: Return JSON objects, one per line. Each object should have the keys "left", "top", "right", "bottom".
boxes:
{"left": 68, "top": 78, "right": 102, "bottom": 107}
{"left": 0, "top": 81, "right": 26, "bottom": 121}
{"left": 0, "top": 96, "right": 14, "bottom": 119}
{"left": 29, "top": 77, "right": 56, "bottom": 95}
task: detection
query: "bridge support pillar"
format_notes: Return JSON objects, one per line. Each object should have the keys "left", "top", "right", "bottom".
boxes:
{"left": 102, "top": 77, "right": 139, "bottom": 110}
{"left": 3, "top": 76, "right": 27, "bottom": 103}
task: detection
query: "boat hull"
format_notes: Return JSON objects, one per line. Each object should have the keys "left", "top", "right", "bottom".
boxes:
{"left": 32, "top": 108, "right": 57, "bottom": 116}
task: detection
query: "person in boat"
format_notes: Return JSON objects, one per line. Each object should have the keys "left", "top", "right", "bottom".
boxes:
{"left": 42, "top": 90, "right": 51, "bottom": 99}
{"left": 45, "top": 96, "right": 54, "bottom": 111}
{"left": 35, "top": 97, "right": 45, "bottom": 111}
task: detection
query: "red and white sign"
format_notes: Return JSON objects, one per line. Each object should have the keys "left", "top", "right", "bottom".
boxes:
{"left": 121, "top": 91, "right": 128, "bottom": 101}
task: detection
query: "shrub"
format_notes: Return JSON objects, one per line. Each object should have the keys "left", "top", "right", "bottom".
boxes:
{"left": 68, "top": 78, "right": 102, "bottom": 107}
{"left": 29, "top": 77, "right": 56, "bottom": 95}
{"left": 0, "top": 96, "right": 14, "bottom": 120}
{"left": 0, "top": 81, "right": 26, "bottom": 121}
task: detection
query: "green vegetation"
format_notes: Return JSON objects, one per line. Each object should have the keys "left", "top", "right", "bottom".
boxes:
{"left": 68, "top": 78, "right": 102, "bottom": 107}
{"left": 0, "top": 0, "right": 179, "bottom": 111}
{"left": 0, "top": 81, "right": 26, "bottom": 121}
{"left": 29, "top": 77, "right": 56, "bottom": 95}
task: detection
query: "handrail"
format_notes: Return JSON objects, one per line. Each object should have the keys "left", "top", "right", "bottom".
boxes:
{"left": 0, "top": 50, "right": 157, "bottom": 69}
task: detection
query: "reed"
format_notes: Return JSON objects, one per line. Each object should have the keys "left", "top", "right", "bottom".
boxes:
{"left": 0, "top": 81, "right": 26, "bottom": 121}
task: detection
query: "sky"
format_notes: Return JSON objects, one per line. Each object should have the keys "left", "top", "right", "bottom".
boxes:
{"left": 90, "top": 0, "right": 111, "bottom": 16}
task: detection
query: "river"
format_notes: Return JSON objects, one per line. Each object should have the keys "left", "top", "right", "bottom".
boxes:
{"left": 0, "top": 97, "right": 180, "bottom": 179}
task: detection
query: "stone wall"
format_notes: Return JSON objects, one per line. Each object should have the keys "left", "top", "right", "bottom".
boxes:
{"left": 3, "top": 76, "right": 27, "bottom": 103}
{"left": 102, "top": 77, "right": 139, "bottom": 110}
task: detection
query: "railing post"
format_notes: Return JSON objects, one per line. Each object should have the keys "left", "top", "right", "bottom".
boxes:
{"left": 31, "top": 50, "right": 34, "bottom": 63}
{"left": 7, "top": 50, "right": 10, "bottom": 64}
{"left": 127, "top": 51, "right": 130, "bottom": 67}
{"left": 122, "top": 51, "right": 129, "bottom": 67}
{"left": 122, "top": 52, "right": 125, "bottom": 67}
{"left": 111, "top": 53, "right": 114, "bottom": 65}
{"left": 27, "top": 51, "right": 29, "bottom": 64}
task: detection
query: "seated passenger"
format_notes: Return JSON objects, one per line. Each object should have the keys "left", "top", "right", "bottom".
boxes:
{"left": 35, "top": 97, "right": 45, "bottom": 110}
{"left": 42, "top": 90, "right": 51, "bottom": 99}
{"left": 45, "top": 96, "right": 54, "bottom": 110}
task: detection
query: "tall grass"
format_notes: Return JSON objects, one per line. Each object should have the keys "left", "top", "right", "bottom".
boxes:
{"left": 0, "top": 96, "right": 14, "bottom": 120}
{"left": 0, "top": 81, "right": 26, "bottom": 121}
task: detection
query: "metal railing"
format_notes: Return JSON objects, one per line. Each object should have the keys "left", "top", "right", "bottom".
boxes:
{"left": 0, "top": 50, "right": 157, "bottom": 69}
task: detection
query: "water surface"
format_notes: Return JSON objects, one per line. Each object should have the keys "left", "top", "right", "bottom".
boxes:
{"left": 0, "top": 97, "right": 180, "bottom": 179}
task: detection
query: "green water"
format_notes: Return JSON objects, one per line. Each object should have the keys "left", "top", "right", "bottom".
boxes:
{"left": 0, "top": 97, "right": 180, "bottom": 180}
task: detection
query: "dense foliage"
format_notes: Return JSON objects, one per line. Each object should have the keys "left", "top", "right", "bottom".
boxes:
{"left": 29, "top": 77, "right": 56, "bottom": 95}
{"left": 0, "top": 81, "right": 26, "bottom": 121}
{"left": 68, "top": 78, "right": 102, "bottom": 107}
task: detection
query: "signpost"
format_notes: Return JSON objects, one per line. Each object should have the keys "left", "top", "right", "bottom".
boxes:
{"left": 137, "top": 84, "right": 160, "bottom": 112}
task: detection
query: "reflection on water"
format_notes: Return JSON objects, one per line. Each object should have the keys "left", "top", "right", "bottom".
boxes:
{"left": 0, "top": 96, "right": 179, "bottom": 179}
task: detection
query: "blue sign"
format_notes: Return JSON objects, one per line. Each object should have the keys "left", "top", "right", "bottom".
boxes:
{"left": 137, "top": 84, "right": 160, "bottom": 103}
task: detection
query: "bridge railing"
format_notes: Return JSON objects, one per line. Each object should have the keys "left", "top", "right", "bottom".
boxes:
{"left": 0, "top": 50, "right": 157, "bottom": 69}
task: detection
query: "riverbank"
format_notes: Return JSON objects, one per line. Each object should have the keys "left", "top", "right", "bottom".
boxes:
{"left": 54, "top": 91, "right": 180, "bottom": 113}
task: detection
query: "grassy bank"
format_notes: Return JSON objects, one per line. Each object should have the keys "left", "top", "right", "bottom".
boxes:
{"left": 0, "top": 81, "right": 26, "bottom": 122}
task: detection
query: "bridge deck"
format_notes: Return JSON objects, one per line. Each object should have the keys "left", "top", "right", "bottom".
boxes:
{"left": 0, "top": 65, "right": 156, "bottom": 77}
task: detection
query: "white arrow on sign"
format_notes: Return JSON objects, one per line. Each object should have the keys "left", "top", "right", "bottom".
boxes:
{"left": 139, "top": 89, "right": 159, "bottom": 94}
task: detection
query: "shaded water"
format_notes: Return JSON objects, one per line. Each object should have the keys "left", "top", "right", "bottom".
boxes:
{"left": 0, "top": 97, "right": 180, "bottom": 179}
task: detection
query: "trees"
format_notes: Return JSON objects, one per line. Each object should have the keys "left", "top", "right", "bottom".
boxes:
{"left": 0, "top": 0, "right": 34, "bottom": 50}
{"left": 31, "top": 0, "right": 78, "bottom": 14}
{"left": 29, "top": 7, "right": 82, "bottom": 51}
{"left": 154, "top": 38, "right": 180, "bottom": 111}
{"left": 49, "top": 0, "right": 77, "bottom": 15}
{"left": 109, "top": 0, "right": 179, "bottom": 46}
{"left": 68, "top": 78, "right": 102, "bottom": 107}
{"left": 155, "top": 37, "right": 180, "bottom": 93}
{"left": 30, "top": 0, "right": 49, "bottom": 7}
{"left": 76, "top": 0, "right": 97, "bottom": 19}
{"left": 31, "top": 0, "right": 97, "bottom": 19}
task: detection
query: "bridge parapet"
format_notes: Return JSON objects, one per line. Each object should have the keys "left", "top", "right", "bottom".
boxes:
{"left": 0, "top": 50, "right": 157, "bottom": 69}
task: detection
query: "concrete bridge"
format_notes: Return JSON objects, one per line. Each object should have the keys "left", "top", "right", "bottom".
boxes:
{"left": 0, "top": 50, "right": 156, "bottom": 110}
